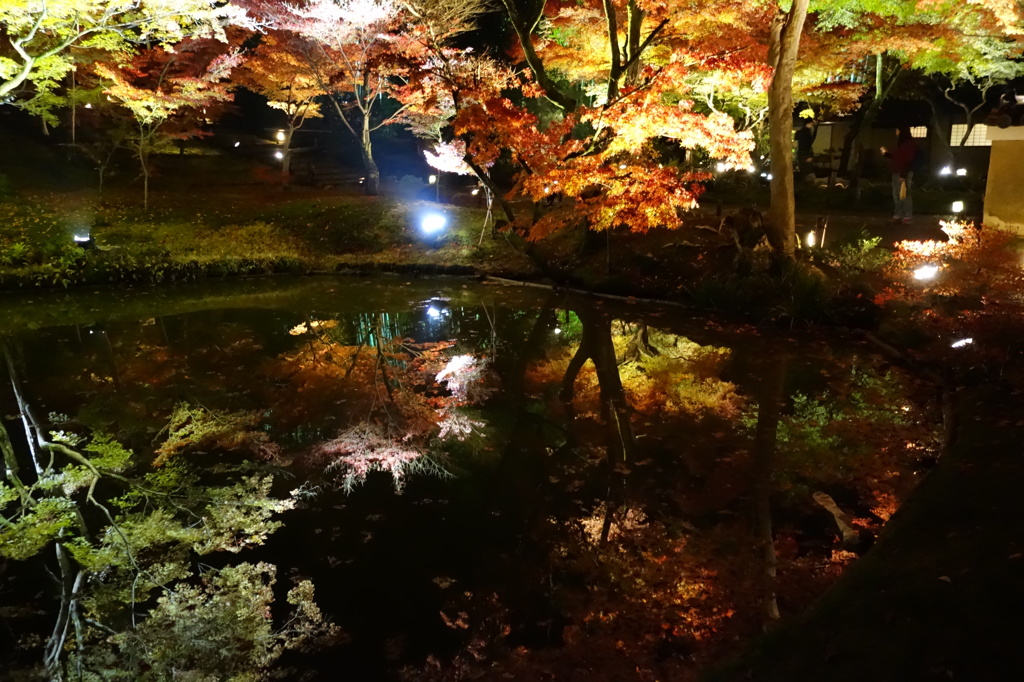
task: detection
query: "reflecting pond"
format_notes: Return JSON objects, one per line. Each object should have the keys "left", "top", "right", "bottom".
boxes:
{"left": 0, "top": 276, "right": 939, "bottom": 681}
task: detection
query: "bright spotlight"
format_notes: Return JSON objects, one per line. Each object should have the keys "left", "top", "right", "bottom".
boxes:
{"left": 428, "top": 174, "right": 437, "bottom": 185}
{"left": 715, "top": 162, "right": 727, "bottom": 173}
{"left": 766, "top": 173, "right": 773, "bottom": 181}
{"left": 233, "top": 141, "right": 240, "bottom": 148}
{"left": 84, "top": 103, "right": 93, "bottom": 109}
{"left": 426, "top": 306, "right": 442, "bottom": 319}
{"left": 276, "top": 130, "right": 286, "bottom": 142}
{"left": 950, "top": 338, "right": 974, "bottom": 349}
{"left": 956, "top": 168, "right": 967, "bottom": 176}
{"left": 420, "top": 212, "right": 447, "bottom": 235}
{"left": 913, "top": 264, "right": 939, "bottom": 281}
{"left": 940, "top": 166, "right": 952, "bottom": 176}
{"left": 553, "top": 327, "right": 562, "bottom": 335}
{"left": 805, "top": 231, "right": 817, "bottom": 248}
{"left": 274, "top": 151, "right": 284, "bottom": 160}
{"left": 746, "top": 165, "right": 756, "bottom": 173}
{"left": 471, "top": 188, "right": 480, "bottom": 196}
{"left": 951, "top": 200, "right": 965, "bottom": 213}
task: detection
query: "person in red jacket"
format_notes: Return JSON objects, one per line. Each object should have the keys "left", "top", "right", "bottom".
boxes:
{"left": 880, "top": 127, "right": 919, "bottom": 224}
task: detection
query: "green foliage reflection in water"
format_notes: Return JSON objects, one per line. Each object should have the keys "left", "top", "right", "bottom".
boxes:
{"left": 0, "top": 418, "right": 336, "bottom": 680}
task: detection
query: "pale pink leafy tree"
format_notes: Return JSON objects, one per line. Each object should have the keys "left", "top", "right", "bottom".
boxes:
{"left": 311, "top": 350, "right": 492, "bottom": 492}
{"left": 248, "top": 0, "right": 416, "bottom": 195}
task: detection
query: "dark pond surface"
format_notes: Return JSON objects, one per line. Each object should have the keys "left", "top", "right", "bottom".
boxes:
{"left": 0, "top": 276, "right": 939, "bottom": 680}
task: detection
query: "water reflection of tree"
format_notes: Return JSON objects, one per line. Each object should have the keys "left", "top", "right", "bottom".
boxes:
{"left": 0, "top": 339, "right": 335, "bottom": 679}
{"left": 269, "top": 313, "right": 495, "bottom": 491}
{"left": 424, "top": 311, "right": 936, "bottom": 680}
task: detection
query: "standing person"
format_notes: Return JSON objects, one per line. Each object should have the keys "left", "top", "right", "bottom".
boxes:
{"left": 881, "top": 126, "right": 919, "bottom": 224}
{"left": 794, "top": 120, "right": 816, "bottom": 180}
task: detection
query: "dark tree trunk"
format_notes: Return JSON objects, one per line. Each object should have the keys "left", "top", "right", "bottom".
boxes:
{"left": 765, "top": 0, "right": 810, "bottom": 260}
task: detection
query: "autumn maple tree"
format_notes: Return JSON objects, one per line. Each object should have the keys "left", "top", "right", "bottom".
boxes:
{"left": 96, "top": 39, "right": 240, "bottom": 208}
{"left": 445, "top": 0, "right": 757, "bottom": 242}
{"left": 234, "top": 29, "right": 327, "bottom": 186}
{"left": 0, "top": 0, "right": 250, "bottom": 112}
{"left": 241, "top": 0, "right": 486, "bottom": 195}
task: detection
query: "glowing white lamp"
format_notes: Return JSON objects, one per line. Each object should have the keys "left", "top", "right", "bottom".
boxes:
{"left": 233, "top": 141, "right": 240, "bottom": 148}
{"left": 940, "top": 166, "right": 952, "bottom": 176}
{"left": 471, "top": 188, "right": 480, "bottom": 196}
{"left": 805, "top": 231, "right": 817, "bottom": 248}
{"left": 913, "top": 264, "right": 940, "bottom": 281}
{"left": 951, "top": 201, "right": 965, "bottom": 213}
{"left": 276, "top": 130, "right": 286, "bottom": 142}
{"left": 73, "top": 233, "right": 91, "bottom": 243}
{"left": 84, "top": 103, "right": 93, "bottom": 109}
{"left": 554, "top": 327, "right": 562, "bottom": 335}
{"left": 956, "top": 168, "right": 967, "bottom": 177}
{"left": 421, "top": 213, "right": 447, "bottom": 235}
{"left": 426, "top": 306, "right": 442, "bottom": 319}
{"left": 428, "top": 174, "right": 438, "bottom": 185}
{"left": 715, "top": 162, "right": 727, "bottom": 173}
{"left": 274, "top": 151, "right": 284, "bottom": 160}
{"left": 950, "top": 338, "right": 974, "bottom": 348}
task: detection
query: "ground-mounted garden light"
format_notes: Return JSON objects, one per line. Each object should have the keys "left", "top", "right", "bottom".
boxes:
{"left": 73, "top": 232, "right": 94, "bottom": 249}
{"left": 956, "top": 168, "right": 967, "bottom": 176}
{"left": 805, "top": 230, "right": 817, "bottom": 248}
{"left": 940, "top": 166, "right": 952, "bottom": 176}
{"left": 419, "top": 212, "right": 447, "bottom": 241}
{"left": 275, "top": 130, "right": 286, "bottom": 142}
{"left": 951, "top": 200, "right": 965, "bottom": 213}
{"left": 274, "top": 150, "right": 284, "bottom": 160}
{"left": 913, "top": 264, "right": 940, "bottom": 281}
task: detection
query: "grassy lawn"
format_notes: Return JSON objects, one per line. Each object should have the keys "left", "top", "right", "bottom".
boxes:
{"left": 0, "top": 188, "right": 538, "bottom": 289}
